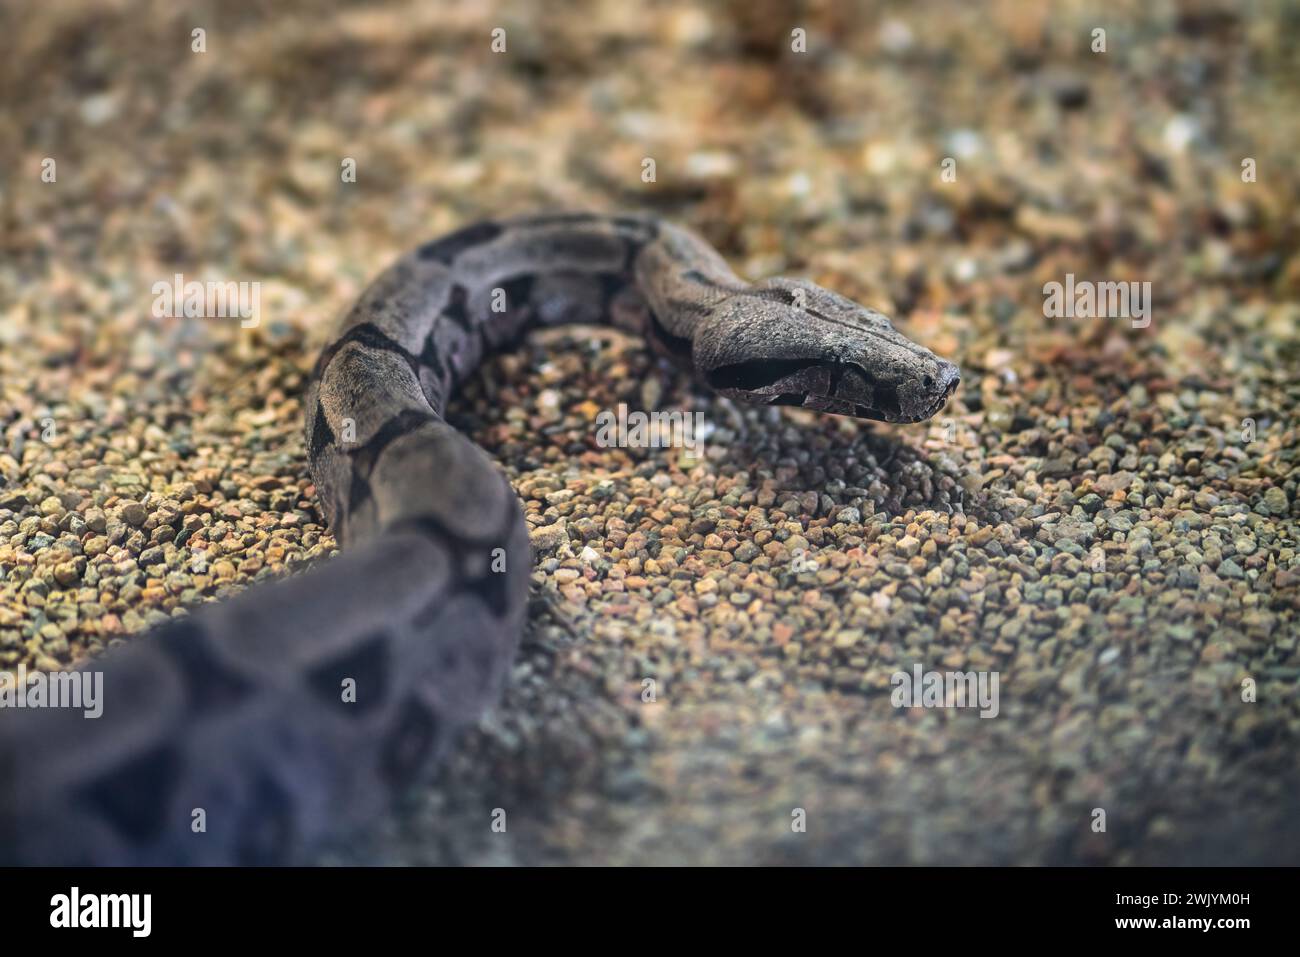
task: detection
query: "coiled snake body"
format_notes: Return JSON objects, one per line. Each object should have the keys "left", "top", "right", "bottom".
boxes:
{"left": 0, "top": 213, "right": 959, "bottom": 864}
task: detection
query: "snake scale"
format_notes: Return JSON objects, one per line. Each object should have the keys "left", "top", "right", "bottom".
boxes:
{"left": 0, "top": 212, "right": 959, "bottom": 865}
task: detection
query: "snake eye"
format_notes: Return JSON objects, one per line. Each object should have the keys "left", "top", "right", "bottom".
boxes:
{"left": 923, "top": 375, "right": 934, "bottom": 389}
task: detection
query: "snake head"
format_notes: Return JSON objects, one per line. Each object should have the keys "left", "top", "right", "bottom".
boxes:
{"left": 692, "top": 278, "right": 960, "bottom": 424}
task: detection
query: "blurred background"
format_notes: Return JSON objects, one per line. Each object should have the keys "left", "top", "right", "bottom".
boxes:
{"left": 1, "top": 0, "right": 1298, "bottom": 864}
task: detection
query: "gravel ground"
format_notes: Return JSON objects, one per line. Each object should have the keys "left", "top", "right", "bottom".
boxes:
{"left": 2, "top": 0, "right": 1298, "bottom": 864}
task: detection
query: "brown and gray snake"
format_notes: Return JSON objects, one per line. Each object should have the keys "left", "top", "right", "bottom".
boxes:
{"left": 0, "top": 212, "right": 959, "bottom": 865}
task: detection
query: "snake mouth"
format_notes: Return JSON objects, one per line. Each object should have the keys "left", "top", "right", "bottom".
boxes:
{"left": 766, "top": 393, "right": 809, "bottom": 407}
{"left": 707, "top": 359, "right": 959, "bottom": 424}
{"left": 763, "top": 394, "right": 890, "bottom": 421}
{"left": 762, "top": 381, "right": 957, "bottom": 423}
{"left": 704, "top": 358, "right": 819, "bottom": 393}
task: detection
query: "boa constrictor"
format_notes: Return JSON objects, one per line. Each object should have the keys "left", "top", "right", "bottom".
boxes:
{"left": 0, "top": 212, "right": 959, "bottom": 864}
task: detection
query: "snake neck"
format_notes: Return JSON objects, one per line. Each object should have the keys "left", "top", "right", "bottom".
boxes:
{"left": 303, "top": 212, "right": 744, "bottom": 546}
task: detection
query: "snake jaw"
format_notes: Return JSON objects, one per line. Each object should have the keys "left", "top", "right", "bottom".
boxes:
{"left": 706, "top": 356, "right": 959, "bottom": 424}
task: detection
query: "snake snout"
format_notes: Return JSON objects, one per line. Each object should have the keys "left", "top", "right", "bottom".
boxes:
{"left": 936, "top": 360, "right": 961, "bottom": 398}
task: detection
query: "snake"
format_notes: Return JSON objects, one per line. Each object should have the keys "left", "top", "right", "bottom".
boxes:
{"left": 0, "top": 212, "right": 959, "bottom": 864}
